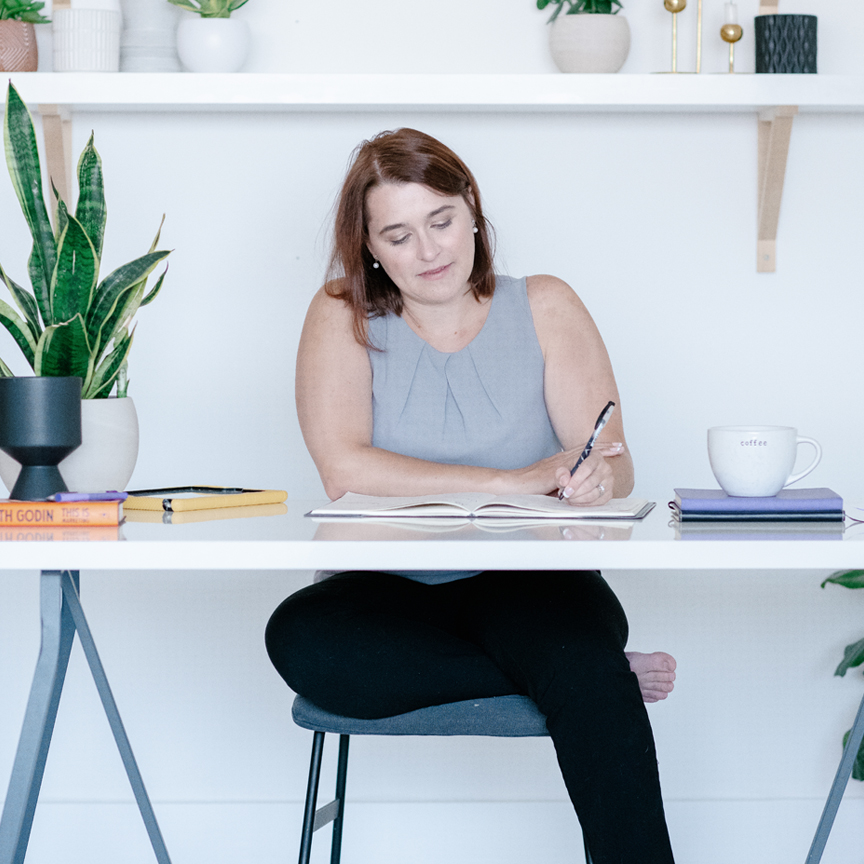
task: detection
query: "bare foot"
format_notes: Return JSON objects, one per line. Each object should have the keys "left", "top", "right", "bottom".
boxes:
{"left": 625, "top": 651, "right": 677, "bottom": 703}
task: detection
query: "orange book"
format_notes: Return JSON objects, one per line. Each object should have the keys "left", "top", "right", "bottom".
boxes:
{"left": 0, "top": 526, "right": 122, "bottom": 542}
{"left": 0, "top": 500, "right": 122, "bottom": 527}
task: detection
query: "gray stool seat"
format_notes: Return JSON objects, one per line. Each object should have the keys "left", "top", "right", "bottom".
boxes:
{"left": 292, "top": 693, "right": 549, "bottom": 737}
{"left": 292, "top": 693, "right": 592, "bottom": 864}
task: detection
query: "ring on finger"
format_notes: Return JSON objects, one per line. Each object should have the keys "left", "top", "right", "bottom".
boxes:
{"left": 597, "top": 483, "right": 605, "bottom": 495}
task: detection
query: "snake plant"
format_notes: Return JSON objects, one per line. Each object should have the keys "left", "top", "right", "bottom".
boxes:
{"left": 166, "top": 0, "right": 249, "bottom": 18}
{"left": 0, "top": 82, "right": 169, "bottom": 398}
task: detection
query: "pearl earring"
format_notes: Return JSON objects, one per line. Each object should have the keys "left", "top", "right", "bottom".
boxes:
{"left": 472, "top": 222, "right": 478, "bottom": 234}
{"left": 372, "top": 260, "right": 380, "bottom": 269}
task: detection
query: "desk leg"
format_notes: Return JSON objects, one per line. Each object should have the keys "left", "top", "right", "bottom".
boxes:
{"left": 0, "top": 571, "right": 171, "bottom": 864}
{"left": 0, "top": 571, "right": 75, "bottom": 864}
{"left": 805, "top": 686, "right": 864, "bottom": 864}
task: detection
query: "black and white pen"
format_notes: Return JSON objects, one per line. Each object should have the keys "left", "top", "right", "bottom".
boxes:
{"left": 558, "top": 400, "right": 616, "bottom": 500}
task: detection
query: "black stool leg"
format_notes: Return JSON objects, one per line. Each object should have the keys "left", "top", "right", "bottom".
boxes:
{"left": 298, "top": 731, "right": 325, "bottom": 864}
{"left": 583, "top": 834, "right": 592, "bottom": 864}
{"left": 330, "top": 735, "right": 350, "bottom": 864}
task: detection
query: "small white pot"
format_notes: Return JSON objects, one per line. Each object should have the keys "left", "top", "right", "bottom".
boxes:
{"left": 176, "top": 18, "right": 250, "bottom": 73}
{"left": 549, "top": 13, "right": 630, "bottom": 73}
{"left": 119, "top": 0, "right": 181, "bottom": 72}
{"left": 53, "top": 9, "right": 121, "bottom": 73}
{"left": 0, "top": 397, "right": 139, "bottom": 495}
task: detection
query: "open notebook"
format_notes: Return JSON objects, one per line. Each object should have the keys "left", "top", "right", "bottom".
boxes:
{"left": 308, "top": 492, "right": 655, "bottom": 521}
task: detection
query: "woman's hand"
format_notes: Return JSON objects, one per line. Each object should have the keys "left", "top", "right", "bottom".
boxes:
{"left": 555, "top": 444, "right": 624, "bottom": 506}
{"left": 507, "top": 443, "right": 625, "bottom": 501}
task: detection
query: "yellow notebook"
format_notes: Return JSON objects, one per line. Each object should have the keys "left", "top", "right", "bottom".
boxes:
{"left": 124, "top": 486, "right": 287, "bottom": 513}
{"left": 124, "top": 502, "right": 288, "bottom": 524}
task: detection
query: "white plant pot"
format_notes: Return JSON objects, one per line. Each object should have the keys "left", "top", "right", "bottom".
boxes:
{"left": 119, "top": 0, "right": 181, "bottom": 72}
{"left": 53, "top": 9, "right": 121, "bottom": 73}
{"left": 0, "top": 397, "right": 139, "bottom": 495}
{"left": 176, "top": 18, "right": 250, "bottom": 73}
{"left": 549, "top": 13, "right": 630, "bottom": 73}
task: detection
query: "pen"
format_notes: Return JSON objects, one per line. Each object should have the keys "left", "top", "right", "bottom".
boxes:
{"left": 52, "top": 491, "right": 128, "bottom": 502}
{"left": 558, "top": 401, "right": 616, "bottom": 500}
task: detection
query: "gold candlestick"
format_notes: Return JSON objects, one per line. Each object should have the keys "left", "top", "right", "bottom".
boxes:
{"left": 720, "top": 22, "right": 743, "bottom": 73}
{"left": 664, "top": 0, "right": 687, "bottom": 73}
{"left": 695, "top": 0, "right": 703, "bottom": 72}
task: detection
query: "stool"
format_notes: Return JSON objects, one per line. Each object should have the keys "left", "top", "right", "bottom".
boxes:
{"left": 291, "top": 693, "right": 592, "bottom": 864}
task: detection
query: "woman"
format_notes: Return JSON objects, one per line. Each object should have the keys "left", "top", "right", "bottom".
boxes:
{"left": 267, "top": 128, "right": 676, "bottom": 863}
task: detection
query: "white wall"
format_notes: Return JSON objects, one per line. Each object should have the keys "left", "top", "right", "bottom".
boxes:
{"left": 3, "top": 1, "right": 864, "bottom": 862}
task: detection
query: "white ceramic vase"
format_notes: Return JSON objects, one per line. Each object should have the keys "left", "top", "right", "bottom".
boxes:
{"left": 549, "top": 13, "right": 630, "bottom": 73}
{"left": 0, "top": 397, "right": 139, "bottom": 495}
{"left": 176, "top": 18, "right": 250, "bottom": 73}
{"left": 119, "top": 0, "right": 181, "bottom": 72}
{"left": 53, "top": 8, "right": 121, "bottom": 72}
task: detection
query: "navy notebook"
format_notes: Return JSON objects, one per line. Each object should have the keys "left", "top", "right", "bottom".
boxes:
{"left": 670, "top": 488, "right": 844, "bottom": 522}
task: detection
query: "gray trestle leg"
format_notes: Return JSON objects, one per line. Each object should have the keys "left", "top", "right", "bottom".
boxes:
{"left": 0, "top": 570, "right": 171, "bottom": 864}
{"left": 805, "top": 686, "right": 864, "bottom": 864}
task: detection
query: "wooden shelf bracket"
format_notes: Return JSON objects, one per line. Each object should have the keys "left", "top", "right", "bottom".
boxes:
{"left": 757, "top": 104, "right": 798, "bottom": 273}
{"left": 36, "top": 104, "right": 73, "bottom": 227}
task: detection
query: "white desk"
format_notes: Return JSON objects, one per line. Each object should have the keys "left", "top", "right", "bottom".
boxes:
{"left": 1, "top": 499, "right": 863, "bottom": 864}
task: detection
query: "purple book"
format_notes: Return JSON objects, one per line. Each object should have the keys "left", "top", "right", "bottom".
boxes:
{"left": 672, "top": 487, "right": 843, "bottom": 514}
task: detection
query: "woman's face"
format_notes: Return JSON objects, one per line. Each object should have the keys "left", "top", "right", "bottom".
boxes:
{"left": 365, "top": 182, "right": 476, "bottom": 309}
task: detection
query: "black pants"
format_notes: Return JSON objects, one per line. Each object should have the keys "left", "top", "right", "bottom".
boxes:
{"left": 266, "top": 569, "right": 674, "bottom": 864}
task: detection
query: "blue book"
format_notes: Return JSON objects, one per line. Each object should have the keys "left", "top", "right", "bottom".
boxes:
{"left": 670, "top": 488, "right": 844, "bottom": 522}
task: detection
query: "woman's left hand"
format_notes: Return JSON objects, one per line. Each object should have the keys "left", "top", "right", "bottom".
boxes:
{"left": 555, "top": 443, "right": 622, "bottom": 506}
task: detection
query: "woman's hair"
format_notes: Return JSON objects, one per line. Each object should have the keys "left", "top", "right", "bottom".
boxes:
{"left": 326, "top": 128, "right": 495, "bottom": 346}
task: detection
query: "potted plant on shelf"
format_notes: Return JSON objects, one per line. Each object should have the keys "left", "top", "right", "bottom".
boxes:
{"left": 168, "top": 0, "right": 251, "bottom": 73}
{"left": 536, "top": 0, "right": 631, "bottom": 74}
{"left": 0, "top": 0, "right": 48, "bottom": 73}
{"left": 0, "top": 82, "right": 170, "bottom": 493}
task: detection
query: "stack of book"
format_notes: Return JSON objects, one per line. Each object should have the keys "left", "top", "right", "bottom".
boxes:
{"left": 669, "top": 488, "right": 844, "bottom": 523}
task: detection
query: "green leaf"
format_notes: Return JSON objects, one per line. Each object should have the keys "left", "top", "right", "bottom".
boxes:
{"left": 74, "top": 134, "right": 106, "bottom": 261}
{"left": 92, "top": 281, "right": 142, "bottom": 363}
{"left": 0, "top": 296, "right": 37, "bottom": 369}
{"left": 52, "top": 182, "right": 69, "bottom": 243}
{"left": 85, "top": 327, "right": 134, "bottom": 399}
{"left": 0, "top": 356, "right": 13, "bottom": 377}
{"left": 86, "top": 250, "right": 169, "bottom": 353}
{"left": 0, "top": 261, "right": 40, "bottom": 342}
{"left": 115, "top": 361, "right": 129, "bottom": 398}
{"left": 34, "top": 314, "right": 93, "bottom": 386}
{"left": 140, "top": 265, "right": 168, "bottom": 307}
{"left": 835, "top": 637, "right": 864, "bottom": 677}
{"left": 841, "top": 728, "right": 864, "bottom": 782}
{"left": 3, "top": 83, "right": 56, "bottom": 326}
{"left": 50, "top": 214, "right": 99, "bottom": 326}
{"left": 823, "top": 571, "right": 864, "bottom": 590}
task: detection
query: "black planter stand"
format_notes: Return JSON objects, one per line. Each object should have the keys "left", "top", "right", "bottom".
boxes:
{"left": 0, "top": 377, "right": 82, "bottom": 500}
{"left": 755, "top": 14, "right": 817, "bottom": 73}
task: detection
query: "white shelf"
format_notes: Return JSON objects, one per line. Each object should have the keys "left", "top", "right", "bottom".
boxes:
{"left": 4, "top": 72, "right": 864, "bottom": 113}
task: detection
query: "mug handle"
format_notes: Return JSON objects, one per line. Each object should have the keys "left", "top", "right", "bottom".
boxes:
{"left": 784, "top": 436, "right": 822, "bottom": 487}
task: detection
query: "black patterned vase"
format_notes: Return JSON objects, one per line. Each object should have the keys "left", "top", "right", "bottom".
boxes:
{"left": 755, "top": 14, "right": 817, "bottom": 73}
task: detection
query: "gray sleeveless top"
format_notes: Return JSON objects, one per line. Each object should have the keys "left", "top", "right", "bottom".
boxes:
{"left": 365, "top": 274, "right": 561, "bottom": 584}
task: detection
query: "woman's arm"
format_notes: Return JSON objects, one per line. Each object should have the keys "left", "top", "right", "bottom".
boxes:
{"left": 528, "top": 274, "right": 635, "bottom": 505}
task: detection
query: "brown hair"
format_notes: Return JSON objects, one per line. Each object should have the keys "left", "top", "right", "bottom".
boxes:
{"left": 326, "top": 128, "right": 496, "bottom": 346}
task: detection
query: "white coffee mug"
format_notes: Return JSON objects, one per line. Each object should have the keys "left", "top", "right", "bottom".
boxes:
{"left": 707, "top": 426, "right": 822, "bottom": 497}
